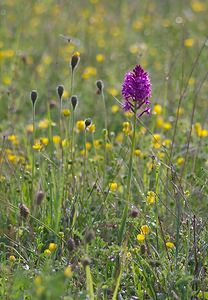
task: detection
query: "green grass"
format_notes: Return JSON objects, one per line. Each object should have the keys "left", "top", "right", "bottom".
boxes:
{"left": 0, "top": 0, "right": 208, "bottom": 299}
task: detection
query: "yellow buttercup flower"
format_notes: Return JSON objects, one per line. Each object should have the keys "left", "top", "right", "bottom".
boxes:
{"left": 166, "top": 241, "right": 175, "bottom": 249}
{"left": 33, "top": 142, "right": 42, "bottom": 151}
{"left": 191, "top": 0, "right": 206, "bottom": 12}
{"left": 9, "top": 255, "right": 16, "bottom": 262}
{"left": 111, "top": 105, "right": 119, "bottom": 113}
{"left": 62, "top": 109, "right": 71, "bottom": 117}
{"left": 153, "top": 104, "right": 162, "bottom": 115}
{"left": 146, "top": 191, "right": 156, "bottom": 204}
{"left": 44, "top": 249, "right": 51, "bottom": 256}
{"left": 176, "top": 157, "right": 185, "bottom": 166}
{"left": 141, "top": 225, "right": 150, "bottom": 235}
{"left": 184, "top": 38, "right": 194, "bottom": 47}
{"left": 105, "top": 143, "right": 113, "bottom": 150}
{"left": 76, "top": 120, "right": 85, "bottom": 131}
{"left": 134, "top": 149, "right": 142, "bottom": 157}
{"left": 123, "top": 122, "right": 131, "bottom": 136}
{"left": 93, "top": 139, "right": 102, "bottom": 149}
{"left": 96, "top": 54, "right": 105, "bottom": 62}
{"left": 85, "top": 142, "right": 91, "bottom": 150}
{"left": 40, "top": 137, "right": 49, "bottom": 146}
{"left": 48, "top": 243, "right": 57, "bottom": 252}
{"left": 152, "top": 134, "right": 161, "bottom": 149}
{"left": 64, "top": 266, "right": 73, "bottom": 278}
{"left": 156, "top": 117, "right": 164, "bottom": 128}
{"left": 82, "top": 66, "right": 97, "bottom": 79}
{"left": 88, "top": 123, "right": 96, "bottom": 133}
{"left": 136, "top": 233, "right": 145, "bottom": 242}
{"left": 109, "top": 182, "right": 118, "bottom": 192}
{"left": 53, "top": 135, "right": 61, "bottom": 144}
{"left": 38, "top": 119, "right": 50, "bottom": 129}
{"left": 163, "top": 122, "right": 172, "bottom": 130}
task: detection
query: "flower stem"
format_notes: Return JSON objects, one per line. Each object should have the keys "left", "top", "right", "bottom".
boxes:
{"left": 31, "top": 103, "right": 36, "bottom": 205}
{"left": 118, "top": 108, "right": 137, "bottom": 245}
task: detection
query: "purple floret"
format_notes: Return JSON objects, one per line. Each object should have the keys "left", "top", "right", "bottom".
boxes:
{"left": 121, "top": 65, "right": 152, "bottom": 116}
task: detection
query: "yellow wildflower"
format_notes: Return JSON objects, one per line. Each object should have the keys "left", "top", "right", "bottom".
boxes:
{"left": 176, "top": 157, "right": 185, "bottom": 166}
{"left": 0, "top": 49, "right": 15, "bottom": 59}
{"left": 134, "top": 149, "right": 142, "bottom": 157}
{"left": 105, "top": 143, "right": 113, "bottom": 150}
{"left": 152, "top": 134, "right": 161, "bottom": 149}
{"left": 153, "top": 104, "right": 162, "bottom": 115}
{"left": 146, "top": 191, "right": 156, "bottom": 204}
{"left": 53, "top": 135, "right": 61, "bottom": 144}
{"left": 96, "top": 54, "right": 105, "bottom": 62}
{"left": 64, "top": 265, "right": 73, "bottom": 278}
{"left": 122, "top": 122, "right": 131, "bottom": 135}
{"left": 82, "top": 66, "right": 97, "bottom": 79}
{"left": 191, "top": 0, "right": 206, "bottom": 12}
{"left": 38, "top": 119, "right": 50, "bottom": 129}
{"left": 136, "top": 234, "right": 145, "bottom": 242}
{"left": 9, "top": 255, "right": 16, "bottom": 262}
{"left": 115, "top": 133, "right": 123, "bottom": 143}
{"left": 109, "top": 182, "right": 118, "bottom": 192}
{"left": 44, "top": 249, "right": 51, "bottom": 256}
{"left": 184, "top": 38, "right": 194, "bottom": 47}
{"left": 163, "top": 139, "right": 172, "bottom": 147}
{"left": 85, "top": 142, "right": 91, "bottom": 150}
{"left": 33, "top": 143, "right": 42, "bottom": 151}
{"left": 156, "top": 117, "right": 164, "bottom": 128}
{"left": 163, "top": 122, "right": 172, "bottom": 130}
{"left": 111, "top": 105, "right": 119, "bottom": 113}
{"left": 76, "top": 120, "right": 85, "bottom": 131}
{"left": 166, "top": 241, "right": 175, "bottom": 249}
{"left": 62, "top": 109, "right": 71, "bottom": 117}
{"left": 62, "top": 139, "right": 70, "bottom": 147}
{"left": 8, "top": 154, "right": 18, "bottom": 163}
{"left": 48, "top": 243, "right": 57, "bottom": 252}
{"left": 2, "top": 77, "right": 11, "bottom": 85}
{"left": 8, "top": 135, "right": 18, "bottom": 145}
{"left": 26, "top": 124, "right": 34, "bottom": 133}
{"left": 88, "top": 123, "right": 96, "bottom": 133}
{"left": 93, "top": 139, "right": 102, "bottom": 149}
{"left": 141, "top": 225, "right": 150, "bottom": 235}
{"left": 40, "top": 137, "right": 49, "bottom": 146}
{"left": 198, "top": 129, "right": 208, "bottom": 137}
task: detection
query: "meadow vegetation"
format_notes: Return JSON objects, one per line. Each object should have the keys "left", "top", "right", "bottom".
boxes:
{"left": 0, "top": 0, "right": 208, "bottom": 299}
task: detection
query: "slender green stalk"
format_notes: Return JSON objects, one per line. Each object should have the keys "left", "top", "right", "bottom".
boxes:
{"left": 101, "top": 89, "right": 107, "bottom": 130}
{"left": 31, "top": 103, "right": 36, "bottom": 205}
{"left": 85, "top": 244, "right": 94, "bottom": 300}
{"left": 81, "top": 129, "right": 87, "bottom": 202}
{"left": 70, "top": 70, "right": 74, "bottom": 95}
{"left": 101, "top": 88, "right": 108, "bottom": 186}
{"left": 118, "top": 108, "right": 137, "bottom": 245}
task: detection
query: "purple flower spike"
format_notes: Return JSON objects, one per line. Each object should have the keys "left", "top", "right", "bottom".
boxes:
{"left": 121, "top": 65, "right": 152, "bottom": 116}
